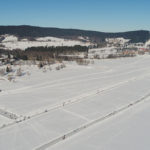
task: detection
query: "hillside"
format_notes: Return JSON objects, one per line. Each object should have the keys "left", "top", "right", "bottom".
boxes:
{"left": 0, "top": 25, "right": 149, "bottom": 43}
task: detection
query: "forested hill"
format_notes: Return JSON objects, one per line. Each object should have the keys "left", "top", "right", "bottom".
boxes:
{"left": 0, "top": 25, "right": 149, "bottom": 43}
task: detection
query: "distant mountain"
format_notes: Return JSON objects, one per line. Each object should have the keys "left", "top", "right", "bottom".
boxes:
{"left": 0, "top": 25, "right": 149, "bottom": 43}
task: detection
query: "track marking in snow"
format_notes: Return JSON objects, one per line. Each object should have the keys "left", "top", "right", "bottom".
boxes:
{"left": 62, "top": 109, "right": 90, "bottom": 122}
{"left": 27, "top": 72, "right": 150, "bottom": 118}
{"left": 0, "top": 72, "right": 150, "bottom": 131}
{"left": 0, "top": 69, "right": 113, "bottom": 95}
{"left": 35, "top": 91, "right": 150, "bottom": 150}
{"left": 1, "top": 65, "right": 150, "bottom": 96}
{"left": 0, "top": 108, "right": 19, "bottom": 120}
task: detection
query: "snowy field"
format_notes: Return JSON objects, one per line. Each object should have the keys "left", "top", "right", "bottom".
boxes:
{"left": 0, "top": 35, "right": 92, "bottom": 50}
{"left": 0, "top": 115, "right": 12, "bottom": 127}
{"left": 1, "top": 55, "right": 150, "bottom": 149}
{"left": 49, "top": 96, "right": 150, "bottom": 150}
{"left": 88, "top": 47, "right": 117, "bottom": 58}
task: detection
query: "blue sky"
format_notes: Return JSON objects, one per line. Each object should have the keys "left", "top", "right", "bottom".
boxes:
{"left": 0, "top": 0, "right": 149, "bottom": 32}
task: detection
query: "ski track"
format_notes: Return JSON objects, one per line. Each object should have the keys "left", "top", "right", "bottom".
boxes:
{"left": 1, "top": 69, "right": 114, "bottom": 95}
{"left": 0, "top": 70, "right": 150, "bottom": 131}
{"left": 35, "top": 89, "right": 150, "bottom": 150}
{"left": 1, "top": 66, "right": 150, "bottom": 96}
{"left": 0, "top": 56, "right": 150, "bottom": 149}
{"left": 0, "top": 55, "right": 147, "bottom": 95}
{"left": 0, "top": 108, "right": 19, "bottom": 120}
{"left": 26, "top": 71, "right": 150, "bottom": 118}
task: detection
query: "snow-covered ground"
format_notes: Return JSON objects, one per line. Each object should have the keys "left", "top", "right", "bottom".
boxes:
{"left": 49, "top": 96, "right": 150, "bottom": 150}
{"left": 106, "top": 37, "right": 130, "bottom": 45}
{"left": 0, "top": 115, "right": 12, "bottom": 127}
{"left": 0, "top": 35, "right": 93, "bottom": 50}
{"left": 1, "top": 55, "right": 150, "bottom": 149}
{"left": 88, "top": 47, "right": 117, "bottom": 58}
{"left": 145, "top": 39, "right": 150, "bottom": 47}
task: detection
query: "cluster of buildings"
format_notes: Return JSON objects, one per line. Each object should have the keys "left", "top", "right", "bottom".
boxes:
{"left": 88, "top": 38, "right": 150, "bottom": 59}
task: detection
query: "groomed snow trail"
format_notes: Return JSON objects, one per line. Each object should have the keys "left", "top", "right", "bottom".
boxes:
{"left": 1, "top": 55, "right": 150, "bottom": 150}
{"left": 35, "top": 90, "right": 150, "bottom": 150}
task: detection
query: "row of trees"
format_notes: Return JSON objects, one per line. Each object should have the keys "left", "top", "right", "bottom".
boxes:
{"left": 0, "top": 45, "right": 88, "bottom": 62}
{"left": 25, "top": 45, "right": 88, "bottom": 54}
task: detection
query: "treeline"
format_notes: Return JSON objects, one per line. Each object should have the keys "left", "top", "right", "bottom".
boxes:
{"left": 0, "top": 25, "right": 149, "bottom": 43}
{"left": 25, "top": 45, "right": 88, "bottom": 53}
{"left": 0, "top": 45, "right": 88, "bottom": 61}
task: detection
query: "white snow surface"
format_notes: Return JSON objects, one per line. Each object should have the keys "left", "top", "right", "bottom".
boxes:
{"left": 49, "top": 97, "right": 150, "bottom": 150}
{"left": 0, "top": 55, "right": 150, "bottom": 149}
{"left": 88, "top": 47, "right": 117, "bottom": 58}
{"left": 0, "top": 35, "right": 92, "bottom": 50}
{"left": 0, "top": 116, "right": 12, "bottom": 127}
{"left": 145, "top": 39, "right": 150, "bottom": 47}
{"left": 1, "top": 35, "right": 18, "bottom": 42}
{"left": 106, "top": 37, "right": 130, "bottom": 44}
